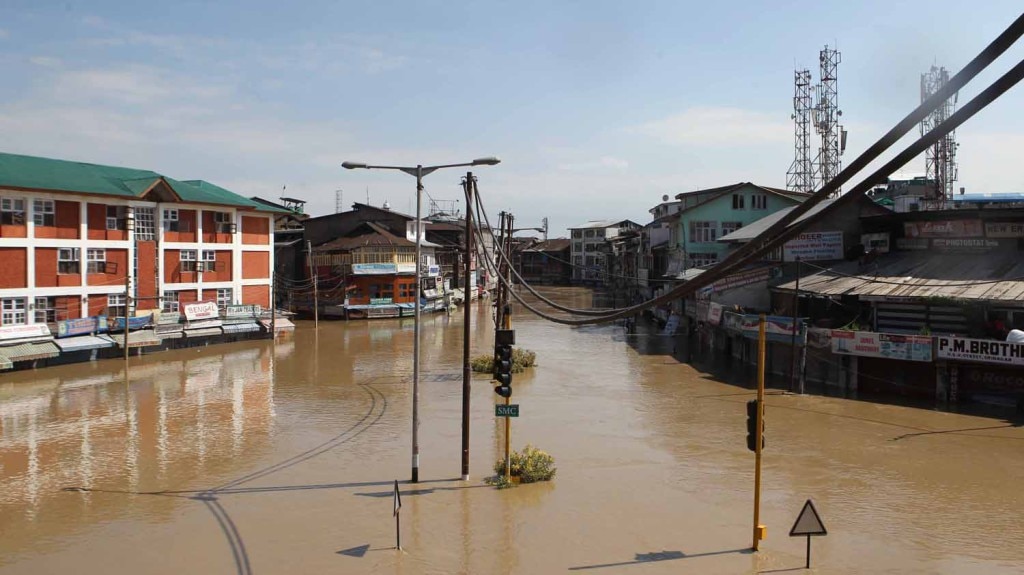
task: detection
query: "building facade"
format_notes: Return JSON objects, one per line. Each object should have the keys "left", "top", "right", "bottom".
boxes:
{"left": 568, "top": 219, "right": 640, "bottom": 284}
{"left": 0, "top": 153, "right": 279, "bottom": 334}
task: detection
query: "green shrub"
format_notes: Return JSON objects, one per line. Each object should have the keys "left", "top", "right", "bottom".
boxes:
{"left": 470, "top": 348, "right": 537, "bottom": 374}
{"left": 486, "top": 445, "right": 556, "bottom": 488}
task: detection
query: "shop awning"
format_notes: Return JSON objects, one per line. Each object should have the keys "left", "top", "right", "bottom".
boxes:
{"left": 222, "top": 322, "right": 260, "bottom": 334}
{"left": 0, "top": 355, "right": 12, "bottom": 370}
{"left": 185, "top": 327, "right": 223, "bottom": 338}
{"left": 259, "top": 318, "right": 295, "bottom": 332}
{"left": 0, "top": 340, "right": 61, "bottom": 362}
{"left": 157, "top": 330, "right": 185, "bottom": 340}
{"left": 109, "top": 331, "right": 162, "bottom": 348}
{"left": 54, "top": 335, "right": 115, "bottom": 352}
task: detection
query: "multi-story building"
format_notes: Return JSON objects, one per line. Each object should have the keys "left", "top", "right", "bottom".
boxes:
{"left": 568, "top": 219, "right": 640, "bottom": 284}
{"left": 0, "top": 152, "right": 280, "bottom": 334}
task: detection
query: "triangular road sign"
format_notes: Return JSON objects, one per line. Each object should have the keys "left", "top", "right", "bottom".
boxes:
{"left": 789, "top": 499, "right": 827, "bottom": 536}
{"left": 393, "top": 480, "right": 402, "bottom": 517}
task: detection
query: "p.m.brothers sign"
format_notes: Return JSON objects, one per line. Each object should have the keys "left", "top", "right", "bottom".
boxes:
{"left": 937, "top": 336, "right": 1024, "bottom": 367}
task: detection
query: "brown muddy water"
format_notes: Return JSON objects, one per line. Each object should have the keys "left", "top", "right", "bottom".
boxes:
{"left": 1, "top": 287, "right": 1023, "bottom": 574}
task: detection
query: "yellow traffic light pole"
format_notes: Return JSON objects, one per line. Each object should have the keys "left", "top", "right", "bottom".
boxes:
{"left": 752, "top": 314, "right": 767, "bottom": 550}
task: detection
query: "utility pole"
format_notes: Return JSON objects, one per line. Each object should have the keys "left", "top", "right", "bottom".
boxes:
{"left": 752, "top": 314, "right": 767, "bottom": 551}
{"left": 271, "top": 272, "right": 277, "bottom": 337}
{"left": 461, "top": 172, "right": 474, "bottom": 480}
{"left": 503, "top": 212, "right": 514, "bottom": 481}
{"left": 789, "top": 257, "right": 801, "bottom": 393}
{"left": 307, "top": 240, "right": 319, "bottom": 329}
{"left": 124, "top": 268, "right": 131, "bottom": 366}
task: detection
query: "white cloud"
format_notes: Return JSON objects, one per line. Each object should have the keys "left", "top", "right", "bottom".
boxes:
{"left": 557, "top": 156, "right": 629, "bottom": 171}
{"left": 49, "top": 65, "right": 229, "bottom": 105}
{"left": 0, "top": 29, "right": 9, "bottom": 40}
{"left": 631, "top": 106, "right": 792, "bottom": 147}
{"left": 28, "top": 56, "right": 62, "bottom": 68}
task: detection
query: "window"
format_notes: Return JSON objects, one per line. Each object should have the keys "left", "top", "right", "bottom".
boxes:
{"left": 752, "top": 194, "right": 768, "bottom": 210}
{"left": 162, "top": 291, "right": 180, "bottom": 313}
{"left": 163, "top": 209, "right": 180, "bottom": 232}
{"left": 381, "top": 283, "right": 395, "bottom": 299}
{"left": 689, "top": 221, "right": 717, "bottom": 243}
{"left": 108, "top": 294, "right": 126, "bottom": 317}
{"left": 572, "top": 230, "right": 582, "bottom": 239}
{"left": 106, "top": 206, "right": 126, "bottom": 230}
{"left": 398, "top": 283, "right": 412, "bottom": 298}
{"left": 33, "top": 199, "right": 55, "bottom": 226}
{"left": 201, "top": 250, "right": 216, "bottom": 272}
{"left": 720, "top": 222, "right": 743, "bottom": 236}
{"left": 58, "top": 248, "right": 80, "bottom": 274}
{"left": 689, "top": 253, "right": 718, "bottom": 267}
{"left": 573, "top": 256, "right": 582, "bottom": 266}
{"left": 732, "top": 194, "right": 745, "bottom": 209}
{"left": 1, "top": 298, "right": 26, "bottom": 325}
{"left": 585, "top": 230, "right": 595, "bottom": 238}
{"left": 216, "top": 288, "right": 233, "bottom": 309}
{"left": 135, "top": 207, "right": 156, "bottom": 240}
{"left": 181, "top": 249, "right": 197, "bottom": 272}
{"left": 87, "top": 248, "right": 106, "bottom": 273}
{"left": 1, "top": 198, "right": 25, "bottom": 225}
{"left": 213, "top": 211, "right": 233, "bottom": 233}
{"left": 34, "top": 297, "right": 55, "bottom": 323}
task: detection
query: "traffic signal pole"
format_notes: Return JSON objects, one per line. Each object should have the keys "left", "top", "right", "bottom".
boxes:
{"left": 503, "top": 213, "right": 514, "bottom": 481}
{"left": 752, "top": 314, "right": 767, "bottom": 551}
{"left": 461, "top": 173, "right": 474, "bottom": 481}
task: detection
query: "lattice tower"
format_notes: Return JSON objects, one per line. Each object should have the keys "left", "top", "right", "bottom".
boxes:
{"left": 786, "top": 68, "right": 815, "bottom": 192}
{"left": 813, "top": 45, "right": 844, "bottom": 196}
{"left": 920, "top": 65, "right": 959, "bottom": 200}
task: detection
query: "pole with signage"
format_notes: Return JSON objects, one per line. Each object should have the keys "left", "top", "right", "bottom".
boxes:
{"left": 461, "top": 173, "right": 474, "bottom": 481}
{"left": 752, "top": 314, "right": 767, "bottom": 551}
{"left": 789, "top": 499, "right": 827, "bottom": 568}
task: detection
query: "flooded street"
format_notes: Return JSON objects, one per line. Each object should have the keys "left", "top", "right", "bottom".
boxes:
{"left": 2, "top": 287, "right": 1023, "bottom": 574}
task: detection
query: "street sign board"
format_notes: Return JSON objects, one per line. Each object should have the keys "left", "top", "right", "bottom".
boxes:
{"left": 495, "top": 404, "right": 520, "bottom": 417}
{"left": 789, "top": 499, "right": 827, "bottom": 536}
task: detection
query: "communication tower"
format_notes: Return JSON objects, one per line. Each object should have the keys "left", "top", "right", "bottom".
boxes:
{"left": 335, "top": 189, "right": 344, "bottom": 213}
{"left": 786, "top": 68, "right": 815, "bottom": 192}
{"left": 920, "top": 65, "right": 959, "bottom": 200}
{"left": 813, "top": 45, "right": 846, "bottom": 196}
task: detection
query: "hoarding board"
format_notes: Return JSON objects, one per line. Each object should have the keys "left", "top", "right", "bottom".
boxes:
{"left": 830, "top": 330, "right": 933, "bottom": 362}
{"left": 783, "top": 231, "right": 844, "bottom": 261}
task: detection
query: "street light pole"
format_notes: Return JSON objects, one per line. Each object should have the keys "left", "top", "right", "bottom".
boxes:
{"left": 342, "top": 156, "right": 499, "bottom": 484}
{"left": 412, "top": 164, "right": 422, "bottom": 483}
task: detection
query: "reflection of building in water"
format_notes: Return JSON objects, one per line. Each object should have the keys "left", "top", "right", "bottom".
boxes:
{"left": 0, "top": 344, "right": 276, "bottom": 548}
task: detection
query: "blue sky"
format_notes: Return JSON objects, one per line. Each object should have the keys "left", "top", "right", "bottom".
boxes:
{"left": 1, "top": 1, "right": 1023, "bottom": 235}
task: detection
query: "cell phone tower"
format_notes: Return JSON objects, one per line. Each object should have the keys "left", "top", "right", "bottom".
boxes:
{"left": 813, "top": 45, "right": 846, "bottom": 196}
{"left": 786, "top": 68, "right": 815, "bottom": 193}
{"left": 920, "top": 65, "right": 959, "bottom": 201}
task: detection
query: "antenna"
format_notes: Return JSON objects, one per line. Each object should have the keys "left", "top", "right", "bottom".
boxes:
{"left": 335, "top": 189, "right": 344, "bottom": 213}
{"left": 813, "top": 45, "right": 844, "bottom": 196}
{"left": 920, "top": 65, "right": 958, "bottom": 202}
{"left": 786, "top": 68, "right": 814, "bottom": 192}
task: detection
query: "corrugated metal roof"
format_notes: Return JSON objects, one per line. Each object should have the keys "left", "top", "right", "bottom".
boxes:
{"left": 54, "top": 335, "right": 114, "bottom": 352}
{"left": 718, "top": 200, "right": 839, "bottom": 242}
{"left": 0, "top": 341, "right": 61, "bottom": 361}
{"left": 109, "top": 331, "right": 162, "bottom": 348}
{"left": 775, "top": 251, "right": 1024, "bottom": 303}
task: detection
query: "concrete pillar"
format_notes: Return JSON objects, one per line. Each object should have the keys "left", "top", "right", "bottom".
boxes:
{"left": 935, "top": 361, "right": 949, "bottom": 405}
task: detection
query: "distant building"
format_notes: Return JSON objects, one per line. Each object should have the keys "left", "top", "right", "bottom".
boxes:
{"left": 518, "top": 238, "right": 571, "bottom": 285}
{"left": 568, "top": 219, "right": 641, "bottom": 285}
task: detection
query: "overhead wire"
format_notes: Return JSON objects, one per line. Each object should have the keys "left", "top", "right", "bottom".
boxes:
{"left": 481, "top": 18, "right": 1024, "bottom": 326}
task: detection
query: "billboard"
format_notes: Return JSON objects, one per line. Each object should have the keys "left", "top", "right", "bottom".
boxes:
{"left": 830, "top": 330, "right": 933, "bottom": 362}
{"left": 783, "top": 231, "right": 844, "bottom": 261}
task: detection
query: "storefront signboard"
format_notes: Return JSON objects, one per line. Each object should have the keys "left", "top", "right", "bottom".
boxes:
{"left": 0, "top": 324, "right": 52, "bottom": 341}
{"left": 937, "top": 336, "right": 1024, "bottom": 367}
{"left": 183, "top": 301, "right": 220, "bottom": 321}
{"left": 985, "top": 222, "right": 1024, "bottom": 238}
{"left": 57, "top": 316, "right": 108, "bottom": 338}
{"left": 725, "top": 313, "right": 805, "bottom": 344}
{"left": 783, "top": 231, "right": 844, "bottom": 261}
{"left": 903, "top": 219, "right": 983, "bottom": 238}
{"left": 352, "top": 263, "right": 398, "bottom": 275}
{"left": 225, "top": 305, "right": 262, "bottom": 317}
{"left": 830, "top": 330, "right": 933, "bottom": 362}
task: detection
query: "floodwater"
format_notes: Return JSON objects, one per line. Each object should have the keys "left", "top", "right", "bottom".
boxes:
{"left": 1, "top": 286, "right": 1023, "bottom": 574}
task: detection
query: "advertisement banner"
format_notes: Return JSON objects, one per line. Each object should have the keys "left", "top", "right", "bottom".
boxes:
{"left": 352, "top": 263, "right": 397, "bottom": 275}
{"left": 830, "top": 330, "right": 933, "bottom": 362}
{"left": 807, "top": 328, "right": 833, "bottom": 349}
{"left": 709, "top": 267, "right": 778, "bottom": 293}
{"left": 726, "top": 313, "right": 805, "bottom": 345}
{"left": 895, "top": 238, "right": 929, "bottom": 251}
{"left": 111, "top": 315, "right": 153, "bottom": 331}
{"left": 708, "top": 302, "right": 724, "bottom": 326}
{"left": 903, "top": 219, "right": 983, "bottom": 238}
{"left": 936, "top": 336, "right": 1024, "bottom": 367}
{"left": 931, "top": 238, "right": 1002, "bottom": 253}
{"left": 984, "top": 222, "right": 1024, "bottom": 238}
{"left": 783, "top": 231, "right": 844, "bottom": 261}
{"left": 427, "top": 265, "right": 440, "bottom": 277}
{"left": 396, "top": 263, "right": 417, "bottom": 274}
{"left": 57, "top": 316, "right": 108, "bottom": 338}
{"left": 224, "top": 305, "right": 262, "bottom": 317}
{"left": 183, "top": 301, "right": 220, "bottom": 321}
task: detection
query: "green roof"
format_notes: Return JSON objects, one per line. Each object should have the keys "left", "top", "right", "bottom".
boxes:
{"left": 0, "top": 151, "right": 286, "bottom": 213}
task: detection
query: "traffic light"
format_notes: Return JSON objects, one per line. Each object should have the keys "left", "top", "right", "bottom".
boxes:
{"left": 493, "top": 329, "right": 515, "bottom": 398}
{"left": 746, "top": 399, "right": 764, "bottom": 452}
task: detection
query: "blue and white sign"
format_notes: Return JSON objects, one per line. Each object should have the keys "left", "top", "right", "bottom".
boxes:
{"left": 352, "top": 263, "right": 397, "bottom": 275}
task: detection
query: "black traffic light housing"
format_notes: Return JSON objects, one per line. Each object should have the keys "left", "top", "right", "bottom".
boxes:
{"left": 746, "top": 399, "right": 765, "bottom": 452}
{"left": 494, "top": 329, "right": 515, "bottom": 397}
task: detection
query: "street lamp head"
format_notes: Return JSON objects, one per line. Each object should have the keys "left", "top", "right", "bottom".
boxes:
{"left": 342, "top": 161, "right": 368, "bottom": 170}
{"left": 471, "top": 156, "right": 501, "bottom": 166}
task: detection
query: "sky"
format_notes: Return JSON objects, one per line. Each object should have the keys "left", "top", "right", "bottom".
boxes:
{"left": 1, "top": 1, "right": 1023, "bottom": 236}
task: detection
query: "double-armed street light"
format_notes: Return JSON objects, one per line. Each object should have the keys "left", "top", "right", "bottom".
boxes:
{"left": 342, "top": 156, "right": 500, "bottom": 483}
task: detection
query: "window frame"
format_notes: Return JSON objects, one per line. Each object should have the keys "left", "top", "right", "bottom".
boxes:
{"left": 107, "top": 293, "right": 126, "bottom": 318}
{"left": 2, "top": 297, "right": 27, "bottom": 326}
{"left": 732, "top": 194, "right": 745, "bottom": 210}
{"left": 34, "top": 296, "right": 56, "bottom": 323}
{"left": 752, "top": 194, "right": 768, "bottom": 210}
{"left": 180, "top": 249, "right": 198, "bottom": 272}
{"left": 86, "top": 248, "right": 107, "bottom": 274}
{"left": 162, "top": 291, "right": 180, "bottom": 313}
{"left": 163, "top": 208, "right": 180, "bottom": 232}
{"left": 689, "top": 221, "right": 717, "bottom": 243}
{"left": 215, "top": 288, "right": 233, "bottom": 309}
{"left": 33, "top": 199, "right": 55, "bottom": 227}
{"left": 58, "top": 247, "right": 81, "bottom": 274}
{"left": 1, "top": 197, "right": 26, "bottom": 225}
